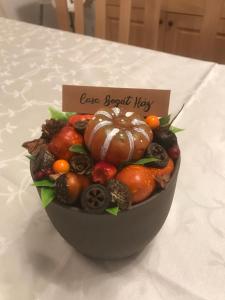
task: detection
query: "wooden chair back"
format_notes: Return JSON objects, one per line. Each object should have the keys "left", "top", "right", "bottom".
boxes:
{"left": 200, "top": 0, "right": 224, "bottom": 60}
{"left": 54, "top": 0, "right": 162, "bottom": 49}
{"left": 0, "top": 2, "right": 5, "bottom": 17}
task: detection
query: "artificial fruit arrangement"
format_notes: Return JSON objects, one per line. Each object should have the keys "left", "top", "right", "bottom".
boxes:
{"left": 22, "top": 107, "right": 182, "bottom": 215}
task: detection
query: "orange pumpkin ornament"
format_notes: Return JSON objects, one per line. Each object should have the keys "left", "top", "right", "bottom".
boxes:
{"left": 84, "top": 107, "right": 153, "bottom": 165}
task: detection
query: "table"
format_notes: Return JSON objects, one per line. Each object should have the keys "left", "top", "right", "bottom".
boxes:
{"left": 0, "top": 17, "right": 225, "bottom": 300}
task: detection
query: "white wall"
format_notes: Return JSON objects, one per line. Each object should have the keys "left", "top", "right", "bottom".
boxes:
{"left": 0, "top": 0, "right": 94, "bottom": 34}
{"left": 0, "top": 0, "right": 57, "bottom": 27}
{"left": 1, "top": 0, "right": 38, "bottom": 21}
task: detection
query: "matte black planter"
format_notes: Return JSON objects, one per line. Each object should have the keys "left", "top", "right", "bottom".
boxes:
{"left": 32, "top": 158, "right": 180, "bottom": 260}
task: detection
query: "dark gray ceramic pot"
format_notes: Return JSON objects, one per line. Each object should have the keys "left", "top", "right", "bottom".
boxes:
{"left": 32, "top": 158, "right": 180, "bottom": 260}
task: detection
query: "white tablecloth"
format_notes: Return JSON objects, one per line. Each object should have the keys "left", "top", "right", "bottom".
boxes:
{"left": 0, "top": 17, "right": 224, "bottom": 300}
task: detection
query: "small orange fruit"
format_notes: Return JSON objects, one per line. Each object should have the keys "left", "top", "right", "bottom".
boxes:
{"left": 146, "top": 115, "right": 160, "bottom": 129}
{"left": 116, "top": 165, "right": 156, "bottom": 204}
{"left": 53, "top": 159, "right": 70, "bottom": 174}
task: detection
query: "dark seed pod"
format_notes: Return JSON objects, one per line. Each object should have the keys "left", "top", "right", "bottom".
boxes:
{"left": 81, "top": 184, "right": 111, "bottom": 214}
{"left": 74, "top": 120, "right": 88, "bottom": 135}
{"left": 40, "top": 150, "right": 55, "bottom": 169}
{"left": 22, "top": 138, "right": 46, "bottom": 156}
{"left": 145, "top": 143, "right": 169, "bottom": 168}
{"left": 154, "top": 128, "right": 177, "bottom": 149}
{"left": 55, "top": 173, "right": 81, "bottom": 205}
{"left": 70, "top": 154, "right": 93, "bottom": 175}
{"left": 107, "top": 179, "right": 131, "bottom": 210}
{"left": 32, "top": 148, "right": 55, "bottom": 173}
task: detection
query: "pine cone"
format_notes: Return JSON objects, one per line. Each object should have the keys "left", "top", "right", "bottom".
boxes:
{"left": 107, "top": 179, "right": 131, "bottom": 210}
{"left": 70, "top": 154, "right": 93, "bottom": 175}
{"left": 41, "top": 119, "right": 66, "bottom": 142}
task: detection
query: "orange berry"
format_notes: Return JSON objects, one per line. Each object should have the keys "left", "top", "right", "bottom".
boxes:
{"left": 53, "top": 159, "right": 70, "bottom": 174}
{"left": 146, "top": 115, "right": 160, "bottom": 129}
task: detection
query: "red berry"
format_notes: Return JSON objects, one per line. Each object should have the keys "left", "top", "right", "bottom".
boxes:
{"left": 167, "top": 145, "right": 180, "bottom": 160}
{"left": 34, "top": 170, "right": 45, "bottom": 180}
{"left": 34, "top": 168, "right": 53, "bottom": 180}
{"left": 92, "top": 161, "right": 117, "bottom": 184}
{"left": 45, "top": 168, "right": 53, "bottom": 175}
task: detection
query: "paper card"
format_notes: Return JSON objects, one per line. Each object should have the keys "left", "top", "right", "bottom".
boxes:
{"left": 62, "top": 85, "right": 170, "bottom": 117}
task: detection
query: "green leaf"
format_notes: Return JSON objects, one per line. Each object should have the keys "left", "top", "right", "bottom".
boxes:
{"left": 170, "top": 126, "right": 184, "bottom": 134}
{"left": 33, "top": 179, "right": 55, "bottom": 187}
{"left": 106, "top": 207, "right": 120, "bottom": 216}
{"left": 25, "top": 154, "right": 35, "bottom": 160}
{"left": 41, "top": 187, "right": 55, "bottom": 208}
{"left": 69, "top": 144, "right": 87, "bottom": 154}
{"left": 133, "top": 157, "right": 159, "bottom": 165}
{"left": 65, "top": 112, "right": 76, "bottom": 119}
{"left": 159, "top": 115, "right": 170, "bottom": 127}
{"left": 48, "top": 107, "right": 67, "bottom": 121}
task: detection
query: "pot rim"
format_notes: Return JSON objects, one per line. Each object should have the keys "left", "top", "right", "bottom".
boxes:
{"left": 32, "top": 157, "right": 180, "bottom": 216}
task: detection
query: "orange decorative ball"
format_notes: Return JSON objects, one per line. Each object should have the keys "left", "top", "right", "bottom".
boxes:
{"left": 84, "top": 107, "right": 153, "bottom": 165}
{"left": 116, "top": 165, "right": 156, "bottom": 204}
{"left": 53, "top": 159, "right": 70, "bottom": 174}
{"left": 48, "top": 126, "right": 83, "bottom": 160}
{"left": 66, "top": 172, "right": 82, "bottom": 201}
{"left": 146, "top": 115, "right": 160, "bottom": 129}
